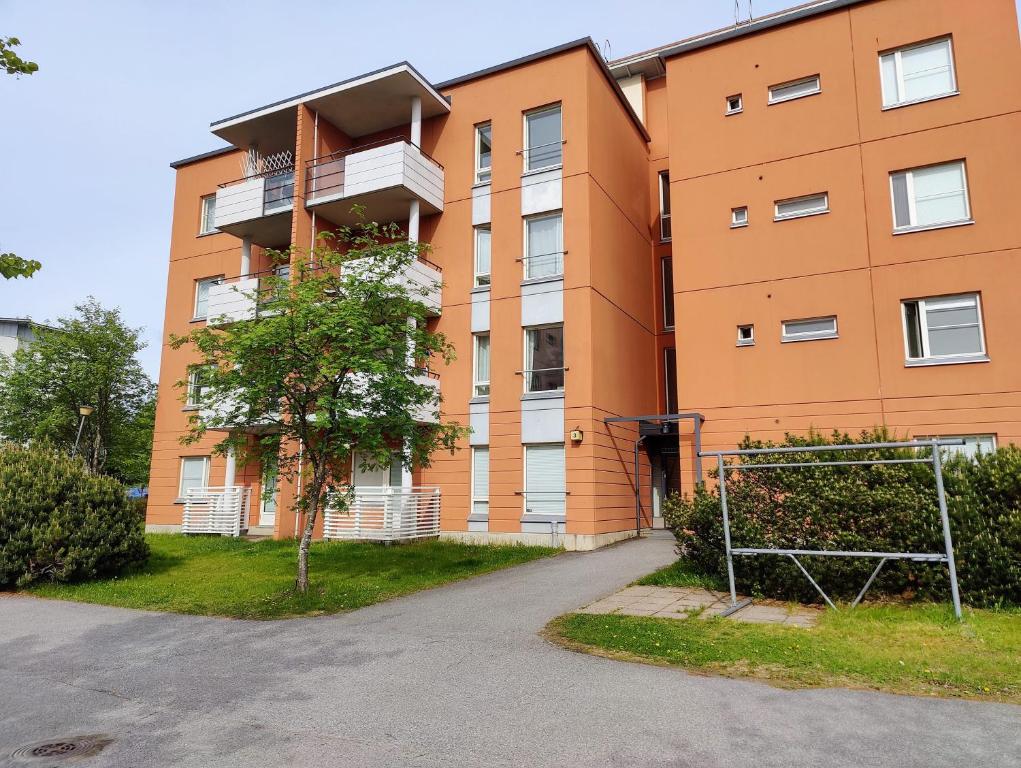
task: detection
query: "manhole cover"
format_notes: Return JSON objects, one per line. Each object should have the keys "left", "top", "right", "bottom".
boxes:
{"left": 10, "top": 735, "right": 112, "bottom": 763}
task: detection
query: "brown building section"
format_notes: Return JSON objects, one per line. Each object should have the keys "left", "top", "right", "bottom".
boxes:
{"left": 148, "top": 0, "right": 1021, "bottom": 548}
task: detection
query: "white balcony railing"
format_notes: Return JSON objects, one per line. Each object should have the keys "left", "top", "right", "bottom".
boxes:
{"left": 182, "top": 486, "right": 251, "bottom": 536}
{"left": 323, "top": 486, "right": 441, "bottom": 541}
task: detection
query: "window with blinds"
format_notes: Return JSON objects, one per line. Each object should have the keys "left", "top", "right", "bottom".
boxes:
{"left": 524, "top": 444, "right": 566, "bottom": 517}
{"left": 471, "top": 447, "right": 489, "bottom": 518}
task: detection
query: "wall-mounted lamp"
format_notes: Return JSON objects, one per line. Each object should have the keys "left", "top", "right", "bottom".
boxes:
{"left": 570, "top": 428, "right": 584, "bottom": 443}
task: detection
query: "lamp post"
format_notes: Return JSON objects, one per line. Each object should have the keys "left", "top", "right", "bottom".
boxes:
{"left": 71, "top": 405, "right": 94, "bottom": 459}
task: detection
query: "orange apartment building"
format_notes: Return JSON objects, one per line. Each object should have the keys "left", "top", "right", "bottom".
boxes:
{"left": 148, "top": 0, "right": 1021, "bottom": 549}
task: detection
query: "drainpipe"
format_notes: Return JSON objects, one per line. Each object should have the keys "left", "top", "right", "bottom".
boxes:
{"left": 634, "top": 436, "right": 645, "bottom": 537}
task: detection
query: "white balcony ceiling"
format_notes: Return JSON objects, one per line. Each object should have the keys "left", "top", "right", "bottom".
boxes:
{"left": 210, "top": 64, "right": 449, "bottom": 149}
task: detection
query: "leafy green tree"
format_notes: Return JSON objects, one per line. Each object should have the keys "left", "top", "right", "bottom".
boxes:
{"left": 0, "top": 299, "right": 155, "bottom": 484}
{"left": 2, "top": 35, "right": 39, "bottom": 279}
{"left": 172, "top": 221, "right": 467, "bottom": 592}
{"left": 1, "top": 252, "right": 41, "bottom": 280}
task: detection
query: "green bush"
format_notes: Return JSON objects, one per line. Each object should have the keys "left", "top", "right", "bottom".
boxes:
{"left": 0, "top": 442, "right": 148, "bottom": 587}
{"left": 666, "top": 430, "right": 1021, "bottom": 608}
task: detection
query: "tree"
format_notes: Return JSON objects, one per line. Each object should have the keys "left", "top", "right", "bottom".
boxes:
{"left": 2, "top": 36, "right": 39, "bottom": 279}
{"left": 172, "top": 220, "right": 467, "bottom": 592}
{"left": 0, "top": 299, "right": 156, "bottom": 484}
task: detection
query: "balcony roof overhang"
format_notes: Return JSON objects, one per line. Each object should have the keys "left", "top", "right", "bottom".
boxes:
{"left": 209, "top": 63, "right": 450, "bottom": 149}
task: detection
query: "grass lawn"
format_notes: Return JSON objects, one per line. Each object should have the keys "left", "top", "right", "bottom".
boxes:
{"left": 549, "top": 562, "right": 1021, "bottom": 705}
{"left": 25, "top": 534, "right": 556, "bottom": 619}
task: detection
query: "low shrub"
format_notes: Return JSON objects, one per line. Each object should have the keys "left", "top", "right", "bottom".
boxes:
{"left": 665, "top": 429, "right": 1021, "bottom": 607}
{"left": 0, "top": 442, "right": 148, "bottom": 587}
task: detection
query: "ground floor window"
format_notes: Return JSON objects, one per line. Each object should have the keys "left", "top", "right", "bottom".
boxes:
{"left": 471, "top": 447, "right": 489, "bottom": 518}
{"left": 179, "top": 456, "right": 209, "bottom": 497}
{"left": 524, "top": 444, "right": 565, "bottom": 517}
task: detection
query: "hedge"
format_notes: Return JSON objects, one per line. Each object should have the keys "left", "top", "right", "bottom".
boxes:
{"left": 0, "top": 442, "right": 148, "bottom": 587}
{"left": 665, "top": 430, "right": 1021, "bottom": 608}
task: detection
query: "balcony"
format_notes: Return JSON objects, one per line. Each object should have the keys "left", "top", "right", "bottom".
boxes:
{"left": 205, "top": 267, "right": 287, "bottom": 327}
{"left": 305, "top": 138, "right": 444, "bottom": 226}
{"left": 182, "top": 486, "right": 251, "bottom": 536}
{"left": 214, "top": 167, "right": 295, "bottom": 246}
{"left": 411, "top": 368, "right": 441, "bottom": 424}
{"left": 323, "top": 486, "right": 441, "bottom": 541}
{"left": 345, "top": 253, "right": 442, "bottom": 316}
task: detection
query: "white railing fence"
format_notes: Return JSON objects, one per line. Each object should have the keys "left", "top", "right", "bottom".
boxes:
{"left": 323, "top": 486, "right": 441, "bottom": 542}
{"left": 182, "top": 486, "right": 251, "bottom": 537}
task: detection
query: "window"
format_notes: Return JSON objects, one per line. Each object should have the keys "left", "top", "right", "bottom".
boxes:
{"left": 524, "top": 324, "right": 564, "bottom": 393}
{"left": 731, "top": 206, "right": 749, "bottom": 228}
{"left": 726, "top": 94, "right": 743, "bottom": 115}
{"left": 199, "top": 194, "right": 217, "bottom": 235}
{"left": 524, "top": 212, "right": 563, "bottom": 279}
{"left": 737, "top": 324, "right": 755, "bottom": 346}
{"left": 471, "top": 447, "right": 490, "bottom": 518}
{"left": 475, "top": 123, "right": 492, "bottom": 184}
{"left": 774, "top": 193, "right": 829, "bottom": 221}
{"left": 768, "top": 75, "right": 821, "bottom": 104}
{"left": 524, "top": 104, "right": 562, "bottom": 172}
{"left": 193, "top": 276, "right": 222, "bottom": 320}
{"left": 661, "top": 256, "right": 675, "bottom": 329}
{"left": 473, "top": 333, "right": 491, "bottom": 397}
{"left": 890, "top": 161, "right": 971, "bottom": 232}
{"left": 918, "top": 434, "right": 996, "bottom": 461}
{"left": 185, "top": 366, "right": 209, "bottom": 407}
{"left": 664, "top": 347, "right": 677, "bottom": 414}
{"left": 524, "top": 444, "right": 566, "bottom": 517}
{"left": 902, "top": 293, "right": 986, "bottom": 364}
{"left": 474, "top": 225, "right": 491, "bottom": 287}
{"left": 659, "top": 172, "right": 672, "bottom": 241}
{"left": 782, "top": 316, "right": 838, "bottom": 342}
{"left": 880, "top": 37, "right": 956, "bottom": 109}
{"left": 179, "top": 456, "right": 210, "bottom": 497}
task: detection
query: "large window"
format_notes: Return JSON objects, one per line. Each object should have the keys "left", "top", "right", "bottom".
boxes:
{"left": 524, "top": 444, "right": 566, "bottom": 517}
{"left": 471, "top": 447, "right": 490, "bottom": 518}
{"left": 774, "top": 193, "right": 829, "bottom": 221}
{"left": 473, "top": 333, "right": 490, "bottom": 397}
{"left": 902, "top": 293, "right": 986, "bottom": 364}
{"left": 199, "top": 194, "right": 217, "bottom": 235}
{"left": 524, "top": 324, "right": 564, "bottom": 393}
{"left": 185, "top": 366, "right": 208, "bottom": 407}
{"left": 890, "top": 161, "right": 971, "bottom": 233}
{"left": 661, "top": 256, "right": 674, "bottom": 329}
{"left": 880, "top": 37, "right": 957, "bottom": 109}
{"left": 782, "top": 316, "right": 838, "bottom": 342}
{"left": 524, "top": 212, "right": 563, "bottom": 279}
{"left": 659, "top": 172, "right": 672, "bottom": 241}
{"left": 524, "top": 104, "right": 562, "bottom": 172}
{"left": 475, "top": 122, "right": 492, "bottom": 184}
{"left": 664, "top": 347, "right": 677, "bottom": 415}
{"left": 474, "top": 225, "right": 491, "bottom": 287}
{"left": 768, "top": 75, "right": 821, "bottom": 104}
{"left": 179, "top": 456, "right": 209, "bottom": 497}
{"left": 193, "top": 276, "right": 222, "bottom": 320}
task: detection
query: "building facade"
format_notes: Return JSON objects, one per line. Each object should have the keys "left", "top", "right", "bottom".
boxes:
{"left": 148, "top": 0, "right": 1021, "bottom": 548}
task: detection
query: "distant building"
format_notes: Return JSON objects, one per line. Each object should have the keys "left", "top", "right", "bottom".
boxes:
{"left": 0, "top": 318, "right": 48, "bottom": 360}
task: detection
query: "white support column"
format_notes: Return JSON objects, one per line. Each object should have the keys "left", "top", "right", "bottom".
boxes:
{"left": 240, "top": 238, "right": 252, "bottom": 276}
{"left": 224, "top": 445, "right": 237, "bottom": 488}
{"left": 408, "top": 199, "right": 420, "bottom": 244}
{"left": 410, "top": 95, "right": 422, "bottom": 148}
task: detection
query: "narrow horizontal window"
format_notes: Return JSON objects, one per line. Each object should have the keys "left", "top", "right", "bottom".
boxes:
{"left": 890, "top": 160, "right": 971, "bottom": 232}
{"left": 774, "top": 193, "right": 828, "bottom": 221}
{"left": 731, "top": 206, "right": 749, "bottom": 227}
{"left": 768, "top": 75, "right": 821, "bottom": 104}
{"left": 726, "top": 94, "right": 743, "bottom": 115}
{"left": 782, "top": 316, "right": 837, "bottom": 342}
{"left": 902, "top": 293, "right": 986, "bottom": 363}
{"left": 736, "top": 324, "right": 755, "bottom": 346}
{"left": 880, "top": 37, "right": 957, "bottom": 109}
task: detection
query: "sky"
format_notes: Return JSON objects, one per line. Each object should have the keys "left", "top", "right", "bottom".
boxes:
{"left": 1, "top": 1, "right": 1017, "bottom": 379}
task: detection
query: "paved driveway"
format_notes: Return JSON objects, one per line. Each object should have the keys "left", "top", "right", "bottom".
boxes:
{"left": 1, "top": 534, "right": 1018, "bottom": 767}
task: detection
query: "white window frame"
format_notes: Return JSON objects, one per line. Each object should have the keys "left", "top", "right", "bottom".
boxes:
{"left": 178, "top": 456, "right": 210, "bottom": 498}
{"left": 774, "top": 193, "right": 829, "bottom": 221}
{"left": 731, "top": 206, "right": 749, "bottom": 228}
{"left": 199, "top": 194, "right": 217, "bottom": 235}
{"left": 737, "top": 324, "right": 755, "bottom": 347}
{"left": 879, "top": 37, "right": 957, "bottom": 110}
{"left": 889, "top": 160, "right": 972, "bottom": 234}
{"left": 725, "top": 94, "right": 743, "bottom": 115}
{"left": 474, "top": 122, "right": 492, "bottom": 184}
{"left": 659, "top": 171, "right": 672, "bottom": 242}
{"left": 185, "top": 367, "right": 206, "bottom": 407}
{"left": 471, "top": 446, "right": 490, "bottom": 519}
{"left": 474, "top": 225, "right": 491, "bottom": 287}
{"left": 522, "top": 104, "right": 563, "bottom": 174}
{"left": 781, "top": 316, "right": 838, "bottom": 342}
{"left": 901, "top": 293, "right": 987, "bottom": 365}
{"left": 522, "top": 443, "right": 566, "bottom": 518}
{"left": 523, "top": 324, "right": 565, "bottom": 394}
{"left": 523, "top": 211, "right": 564, "bottom": 280}
{"left": 473, "top": 333, "right": 490, "bottom": 398}
{"left": 193, "top": 276, "right": 223, "bottom": 320}
{"left": 768, "top": 74, "right": 821, "bottom": 105}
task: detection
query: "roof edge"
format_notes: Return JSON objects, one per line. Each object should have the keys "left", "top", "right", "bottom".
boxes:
{"left": 169, "top": 145, "right": 237, "bottom": 170}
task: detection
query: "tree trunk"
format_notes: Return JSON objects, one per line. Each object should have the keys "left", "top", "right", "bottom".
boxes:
{"left": 295, "top": 472, "right": 325, "bottom": 593}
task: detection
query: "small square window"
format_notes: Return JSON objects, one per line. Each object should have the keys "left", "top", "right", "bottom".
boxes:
{"left": 731, "top": 207, "right": 749, "bottom": 228}
{"left": 726, "top": 94, "right": 743, "bottom": 115}
{"left": 737, "top": 325, "right": 755, "bottom": 346}
{"left": 782, "top": 316, "right": 838, "bottom": 342}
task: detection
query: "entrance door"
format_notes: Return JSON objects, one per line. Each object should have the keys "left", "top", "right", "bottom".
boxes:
{"left": 259, "top": 462, "right": 278, "bottom": 527}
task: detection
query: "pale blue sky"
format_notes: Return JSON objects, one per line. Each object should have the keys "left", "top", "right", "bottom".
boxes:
{"left": 1, "top": 1, "right": 1016, "bottom": 377}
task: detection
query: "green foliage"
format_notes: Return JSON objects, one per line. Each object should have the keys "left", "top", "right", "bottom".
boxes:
{"left": 0, "top": 252, "right": 41, "bottom": 280}
{"left": 1, "top": 36, "right": 38, "bottom": 76}
{"left": 0, "top": 442, "right": 148, "bottom": 587}
{"left": 0, "top": 299, "right": 156, "bottom": 485}
{"left": 665, "top": 429, "right": 1021, "bottom": 607}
